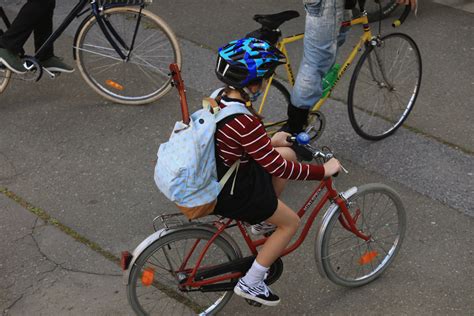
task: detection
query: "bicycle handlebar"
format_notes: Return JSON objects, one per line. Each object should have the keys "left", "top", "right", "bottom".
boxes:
{"left": 286, "top": 133, "right": 348, "bottom": 176}
{"left": 392, "top": 5, "right": 411, "bottom": 28}
{"left": 286, "top": 136, "right": 334, "bottom": 161}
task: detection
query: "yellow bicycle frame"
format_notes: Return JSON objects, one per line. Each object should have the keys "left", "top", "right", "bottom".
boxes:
{"left": 258, "top": 14, "right": 373, "bottom": 119}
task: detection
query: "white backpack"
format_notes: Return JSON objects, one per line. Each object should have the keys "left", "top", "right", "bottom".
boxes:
{"left": 154, "top": 98, "right": 250, "bottom": 219}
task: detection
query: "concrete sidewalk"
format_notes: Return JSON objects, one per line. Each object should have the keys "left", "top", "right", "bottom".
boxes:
{"left": 0, "top": 1, "right": 473, "bottom": 315}
{"left": 0, "top": 193, "right": 132, "bottom": 315}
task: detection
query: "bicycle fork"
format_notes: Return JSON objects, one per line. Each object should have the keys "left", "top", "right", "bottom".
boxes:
{"left": 368, "top": 37, "right": 395, "bottom": 90}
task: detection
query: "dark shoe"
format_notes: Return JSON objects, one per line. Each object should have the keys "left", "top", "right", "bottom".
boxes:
{"left": 287, "top": 103, "right": 309, "bottom": 134}
{"left": 0, "top": 48, "right": 26, "bottom": 74}
{"left": 41, "top": 56, "right": 74, "bottom": 73}
{"left": 234, "top": 279, "right": 280, "bottom": 306}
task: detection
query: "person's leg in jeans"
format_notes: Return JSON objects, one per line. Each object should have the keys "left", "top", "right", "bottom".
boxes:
{"left": 287, "top": 0, "right": 346, "bottom": 134}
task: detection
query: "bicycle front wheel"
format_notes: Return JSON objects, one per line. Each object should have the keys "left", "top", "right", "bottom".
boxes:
{"left": 348, "top": 33, "right": 422, "bottom": 140}
{"left": 127, "top": 228, "right": 241, "bottom": 315}
{"left": 0, "top": 66, "right": 11, "bottom": 94}
{"left": 75, "top": 7, "right": 181, "bottom": 105}
{"left": 318, "top": 184, "right": 406, "bottom": 287}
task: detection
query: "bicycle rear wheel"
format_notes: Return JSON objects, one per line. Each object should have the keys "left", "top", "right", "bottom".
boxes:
{"left": 318, "top": 184, "right": 406, "bottom": 287}
{"left": 0, "top": 66, "right": 11, "bottom": 94}
{"left": 127, "top": 229, "right": 241, "bottom": 315}
{"left": 260, "top": 78, "right": 291, "bottom": 135}
{"left": 75, "top": 7, "right": 181, "bottom": 105}
{"left": 348, "top": 33, "right": 422, "bottom": 140}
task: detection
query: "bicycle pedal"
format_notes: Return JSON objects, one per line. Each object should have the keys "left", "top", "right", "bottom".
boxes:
{"left": 245, "top": 299, "right": 262, "bottom": 307}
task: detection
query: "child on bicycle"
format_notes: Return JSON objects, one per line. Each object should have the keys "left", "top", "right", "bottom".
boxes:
{"left": 212, "top": 37, "right": 341, "bottom": 306}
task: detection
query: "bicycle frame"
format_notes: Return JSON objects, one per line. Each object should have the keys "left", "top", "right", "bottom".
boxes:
{"left": 178, "top": 176, "right": 371, "bottom": 289}
{"left": 0, "top": 7, "right": 11, "bottom": 31}
{"left": 28, "top": 0, "right": 144, "bottom": 62}
{"left": 258, "top": 13, "right": 373, "bottom": 118}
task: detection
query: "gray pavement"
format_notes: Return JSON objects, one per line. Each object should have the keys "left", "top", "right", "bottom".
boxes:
{"left": 1, "top": 1, "right": 473, "bottom": 315}
{"left": 0, "top": 194, "right": 132, "bottom": 315}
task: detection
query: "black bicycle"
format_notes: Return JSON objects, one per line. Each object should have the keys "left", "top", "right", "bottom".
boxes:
{"left": 0, "top": 0, "right": 181, "bottom": 105}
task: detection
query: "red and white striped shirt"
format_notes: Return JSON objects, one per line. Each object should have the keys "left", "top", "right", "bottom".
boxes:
{"left": 215, "top": 98, "right": 325, "bottom": 181}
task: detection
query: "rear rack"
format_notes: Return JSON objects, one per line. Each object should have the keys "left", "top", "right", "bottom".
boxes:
{"left": 152, "top": 213, "right": 218, "bottom": 231}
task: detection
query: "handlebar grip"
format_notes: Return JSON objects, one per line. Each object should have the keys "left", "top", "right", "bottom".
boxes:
{"left": 286, "top": 136, "right": 294, "bottom": 143}
{"left": 392, "top": 5, "right": 411, "bottom": 28}
{"left": 333, "top": 172, "right": 339, "bottom": 178}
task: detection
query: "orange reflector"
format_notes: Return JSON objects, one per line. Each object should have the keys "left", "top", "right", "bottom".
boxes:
{"left": 358, "top": 251, "right": 379, "bottom": 265}
{"left": 141, "top": 267, "right": 155, "bottom": 286}
{"left": 106, "top": 79, "right": 124, "bottom": 91}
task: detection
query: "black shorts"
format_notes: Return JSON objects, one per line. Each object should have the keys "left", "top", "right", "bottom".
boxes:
{"left": 213, "top": 159, "right": 278, "bottom": 225}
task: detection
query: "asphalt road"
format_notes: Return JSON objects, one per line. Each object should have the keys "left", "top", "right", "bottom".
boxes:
{"left": 0, "top": 1, "right": 473, "bottom": 315}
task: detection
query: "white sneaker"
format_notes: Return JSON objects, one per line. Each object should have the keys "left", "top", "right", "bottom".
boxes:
{"left": 251, "top": 221, "right": 276, "bottom": 235}
{"left": 234, "top": 278, "right": 280, "bottom": 306}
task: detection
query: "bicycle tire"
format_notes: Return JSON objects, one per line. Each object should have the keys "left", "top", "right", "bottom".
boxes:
{"left": 127, "top": 228, "right": 241, "bottom": 315}
{"left": 365, "top": 0, "right": 399, "bottom": 22}
{"left": 348, "top": 33, "right": 422, "bottom": 140}
{"left": 318, "top": 183, "right": 406, "bottom": 287}
{"left": 0, "top": 67, "right": 11, "bottom": 94}
{"left": 261, "top": 78, "right": 291, "bottom": 134}
{"left": 75, "top": 7, "right": 181, "bottom": 105}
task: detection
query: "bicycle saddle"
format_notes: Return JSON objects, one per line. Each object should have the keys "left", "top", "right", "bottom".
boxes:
{"left": 253, "top": 10, "right": 300, "bottom": 30}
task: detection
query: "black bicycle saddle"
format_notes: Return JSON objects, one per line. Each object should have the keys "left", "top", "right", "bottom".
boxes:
{"left": 253, "top": 10, "right": 300, "bottom": 30}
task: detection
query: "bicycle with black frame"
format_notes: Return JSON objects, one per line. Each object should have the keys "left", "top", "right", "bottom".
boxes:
{"left": 0, "top": 0, "right": 181, "bottom": 105}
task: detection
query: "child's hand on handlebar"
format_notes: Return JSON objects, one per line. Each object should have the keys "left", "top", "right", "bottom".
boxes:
{"left": 271, "top": 131, "right": 292, "bottom": 147}
{"left": 323, "top": 158, "right": 341, "bottom": 177}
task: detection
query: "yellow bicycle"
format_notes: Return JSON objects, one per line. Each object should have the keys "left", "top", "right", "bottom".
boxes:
{"left": 253, "top": 5, "right": 422, "bottom": 141}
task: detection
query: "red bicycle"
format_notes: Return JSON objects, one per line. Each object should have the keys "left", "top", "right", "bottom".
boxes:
{"left": 121, "top": 65, "right": 406, "bottom": 315}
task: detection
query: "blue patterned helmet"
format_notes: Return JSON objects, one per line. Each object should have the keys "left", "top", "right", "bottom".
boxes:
{"left": 216, "top": 37, "right": 286, "bottom": 88}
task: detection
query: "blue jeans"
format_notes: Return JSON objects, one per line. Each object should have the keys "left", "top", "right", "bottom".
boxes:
{"left": 291, "top": 0, "right": 351, "bottom": 109}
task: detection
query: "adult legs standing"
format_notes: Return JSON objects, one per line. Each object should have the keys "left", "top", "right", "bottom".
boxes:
{"left": 287, "top": 0, "right": 347, "bottom": 134}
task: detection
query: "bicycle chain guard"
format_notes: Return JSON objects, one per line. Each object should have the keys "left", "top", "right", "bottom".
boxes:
{"left": 265, "top": 257, "right": 284, "bottom": 286}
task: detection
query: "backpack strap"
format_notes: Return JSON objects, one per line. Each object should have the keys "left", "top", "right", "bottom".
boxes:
{"left": 213, "top": 102, "right": 250, "bottom": 196}
{"left": 218, "top": 160, "right": 240, "bottom": 195}
{"left": 215, "top": 103, "right": 251, "bottom": 122}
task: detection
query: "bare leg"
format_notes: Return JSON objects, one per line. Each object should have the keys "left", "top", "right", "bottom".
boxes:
{"left": 272, "top": 146, "right": 297, "bottom": 197}
{"left": 255, "top": 200, "right": 300, "bottom": 267}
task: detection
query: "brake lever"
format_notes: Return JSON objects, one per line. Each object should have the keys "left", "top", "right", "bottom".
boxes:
{"left": 340, "top": 163, "right": 349, "bottom": 174}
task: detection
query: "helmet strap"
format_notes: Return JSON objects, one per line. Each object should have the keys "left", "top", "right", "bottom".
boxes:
{"left": 243, "top": 87, "right": 262, "bottom": 106}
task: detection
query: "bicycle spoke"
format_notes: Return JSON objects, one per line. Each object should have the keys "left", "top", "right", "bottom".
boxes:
{"left": 321, "top": 185, "right": 405, "bottom": 286}
{"left": 349, "top": 34, "right": 420, "bottom": 139}
{"left": 76, "top": 7, "right": 180, "bottom": 104}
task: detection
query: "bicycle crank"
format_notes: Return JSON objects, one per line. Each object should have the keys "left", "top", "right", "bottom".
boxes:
{"left": 22, "top": 56, "right": 43, "bottom": 82}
